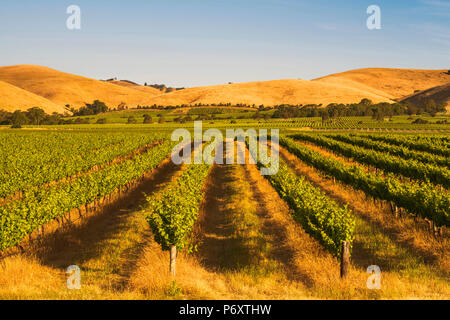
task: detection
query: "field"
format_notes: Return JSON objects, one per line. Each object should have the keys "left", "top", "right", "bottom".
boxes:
{"left": 60, "top": 107, "right": 450, "bottom": 130}
{"left": 0, "top": 116, "right": 448, "bottom": 300}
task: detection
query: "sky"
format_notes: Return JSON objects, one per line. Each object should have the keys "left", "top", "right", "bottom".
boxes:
{"left": 0, "top": 0, "right": 449, "bottom": 87}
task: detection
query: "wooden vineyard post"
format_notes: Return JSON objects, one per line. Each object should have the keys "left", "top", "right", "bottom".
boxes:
{"left": 340, "top": 241, "right": 350, "bottom": 278}
{"left": 170, "top": 246, "right": 177, "bottom": 277}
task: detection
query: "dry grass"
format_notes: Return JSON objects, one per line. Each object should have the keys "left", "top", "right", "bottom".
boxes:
{"left": 402, "top": 83, "right": 450, "bottom": 111}
{"left": 131, "top": 156, "right": 315, "bottom": 300}
{"left": 0, "top": 143, "right": 448, "bottom": 299}
{"left": 147, "top": 67, "right": 450, "bottom": 106}
{"left": 315, "top": 67, "right": 450, "bottom": 100}
{"left": 280, "top": 140, "right": 450, "bottom": 272}
{"left": 107, "top": 80, "right": 163, "bottom": 95}
{"left": 277, "top": 144, "right": 450, "bottom": 299}
{"left": 144, "top": 79, "right": 392, "bottom": 107}
{"left": 2, "top": 65, "right": 446, "bottom": 109}
{"left": 0, "top": 80, "right": 65, "bottom": 113}
{"left": 0, "top": 65, "right": 162, "bottom": 110}
{"left": 0, "top": 158, "right": 183, "bottom": 300}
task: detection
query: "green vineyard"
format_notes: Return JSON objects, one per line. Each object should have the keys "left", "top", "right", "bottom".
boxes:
{"left": 0, "top": 126, "right": 448, "bottom": 300}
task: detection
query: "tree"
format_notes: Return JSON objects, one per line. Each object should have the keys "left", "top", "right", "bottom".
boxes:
{"left": 11, "top": 110, "right": 28, "bottom": 128}
{"left": 143, "top": 114, "right": 152, "bottom": 124}
{"left": 96, "top": 118, "right": 107, "bottom": 124}
{"left": 253, "top": 112, "right": 262, "bottom": 120}
{"left": 373, "top": 110, "right": 384, "bottom": 121}
{"left": 89, "top": 100, "right": 108, "bottom": 114}
{"left": 117, "top": 102, "right": 127, "bottom": 111}
{"left": 26, "top": 107, "right": 46, "bottom": 125}
{"left": 412, "top": 118, "right": 429, "bottom": 124}
{"left": 406, "top": 103, "right": 417, "bottom": 116}
{"left": 424, "top": 99, "right": 436, "bottom": 113}
{"left": 127, "top": 116, "right": 137, "bottom": 124}
{"left": 158, "top": 116, "right": 166, "bottom": 124}
{"left": 360, "top": 98, "right": 373, "bottom": 106}
{"left": 0, "top": 110, "right": 12, "bottom": 125}
{"left": 73, "top": 100, "right": 109, "bottom": 116}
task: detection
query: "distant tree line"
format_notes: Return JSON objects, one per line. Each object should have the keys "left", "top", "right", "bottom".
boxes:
{"left": 0, "top": 96, "right": 446, "bottom": 128}
{"left": 0, "top": 107, "right": 64, "bottom": 127}
{"left": 271, "top": 98, "right": 446, "bottom": 120}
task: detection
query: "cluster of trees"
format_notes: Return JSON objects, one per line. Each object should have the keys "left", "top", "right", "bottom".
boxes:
{"left": 173, "top": 116, "right": 193, "bottom": 124}
{"left": 136, "top": 103, "right": 262, "bottom": 110}
{"left": 1, "top": 96, "right": 447, "bottom": 128}
{"left": 145, "top": 83, "right": 185, "bottom": 93}
{"left": 70, "top": 100, "right": 109, "bottom": 116}
{"left": 0, "top": 107, "right": 63, "bottom": 127}
{"left": 251, "top": 112, "right": 271, "bottom": 121}
{"left": 271, "top": 98, "right": 446, "bottom": 121}
{"left": 126, "top": 114, "right": 165, "bottom": 124}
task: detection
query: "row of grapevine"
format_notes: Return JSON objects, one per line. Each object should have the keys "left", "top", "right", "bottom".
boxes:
{"left": 246, "top": 140, "right": 355, "bottom": 258}
{"left": 360, "top": 134, "right": 450, "bottom": 157}
{"left": 269, "top": 161, "right": 354, "bottom": 257}
{"left": 0, "top": 140, "right": 175, "bottom": 251}
{"left": 0, "top": 131, "right": 167, "bottom": 199}
{"left": 290, "top": 133, "right": 450, "bottom": 188}
{"left": 324, "top": 133, "right": 450, "bottom": 168}
{"left": 279, "top": 136, "right": 450, "bottom": 227}
{"left": 144, "top": 162, "right": 212, "bottom": 276}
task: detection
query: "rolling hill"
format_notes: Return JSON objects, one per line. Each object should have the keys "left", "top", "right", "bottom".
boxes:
{"left": 0, "top": 80, "right": 68, "bottom": 114}
{"left": 144, "top": 79, "right": 394, "bottom": 107}
{"left": 0, "top": 65, "right": 161, "bottom": 109}
{"left": 1, "top": 65, "right": 448, "bottom": 110}
{"left": 401, "top": 83, "right": 450, "bottom": 111}
{"left": 314, "top": 68, "right": 450, "bottom": 100}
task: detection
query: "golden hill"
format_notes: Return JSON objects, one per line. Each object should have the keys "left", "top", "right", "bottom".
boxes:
{"left": 145, "top": 79, "right": 393, "bottom": 107}
{"left": 315, "top": 68, "right": 450, "bottom": 100}
{"left": 1, "top": 65, "right": 448, "bottom": 109}
{"left": 0, "top": 81, "right": 68, "bottom": 114}
{"left": 402, "top": 83, "right": 450, "bottom": 111}
{"left": 107, "top": 80, "right": 163, "bottom": 95}
{"left": 0, "top": 65, "right": 161, "bottom": 109}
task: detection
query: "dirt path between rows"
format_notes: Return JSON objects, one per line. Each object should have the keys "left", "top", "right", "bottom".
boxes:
{"left": 31, "top": 157, "right": 183, "bottom": 291}
{"left": 276, "top": 143, "right": 449, "bottom": 275}
{"left": 195, "top": 163, "right": 240, "bottom": 270}
{"left": 193, "top": 143, "right": 339, "bottom": 297}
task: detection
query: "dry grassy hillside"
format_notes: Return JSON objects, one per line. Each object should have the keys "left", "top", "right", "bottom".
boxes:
{"left": 0, "top": 81, "right": 68, "bottom": 114}
{"left": 145, "top": 79, "right": 393, "bottom": 107}
{"left": 1, "top": 65, "right": 448, "bottom": 109}
{"left": 0, "top": 65, "right": 160, "bottom": 109}
{"left": 402, "top": 83, "right": 450, "bottom": 111}
{"left": 107, "top": 80, "right": 163, "bottom": 95}
{"left": 315, "top": 68, "right": 450, "bottom": 100}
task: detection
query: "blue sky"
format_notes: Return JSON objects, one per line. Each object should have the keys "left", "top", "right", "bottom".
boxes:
{"left": 0, "top": 0, "right": 449, "bottom": 87}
